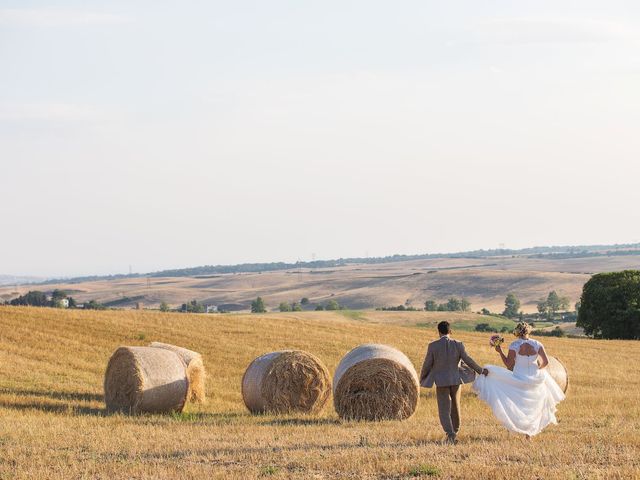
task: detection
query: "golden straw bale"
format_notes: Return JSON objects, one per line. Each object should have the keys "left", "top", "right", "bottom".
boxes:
{"left": 242, "top": 350, "right": 331, "bottom": 414}
{"left": 333, "top": 343, "right": 419, "bottom": 421}
{"left": 547, "top": 355, "right": 569, "bottom": 393}
{"left": 104, "top": 346, "right": 188, "bottom": 414}
{"left": 149, "top": 342, "right": 206, "bottom": 403}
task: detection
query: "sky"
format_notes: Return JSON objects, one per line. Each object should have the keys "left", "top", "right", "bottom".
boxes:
{"left": 1, "top": 1, "right": 640, "bottom": 277}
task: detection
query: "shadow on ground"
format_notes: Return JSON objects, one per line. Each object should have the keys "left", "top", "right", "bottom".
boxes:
{"left": 0, "top": 387, "right": 103, "bottom": 403}
{"left": 260, "top": 417, "right": 341, "bottom": 426}
{"left": 0, "top": 400, "right": 105, "bottom": 416}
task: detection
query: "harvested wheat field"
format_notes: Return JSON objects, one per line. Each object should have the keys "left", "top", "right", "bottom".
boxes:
{"left": 0, "top": 306, "right": 638, "bottom": 479}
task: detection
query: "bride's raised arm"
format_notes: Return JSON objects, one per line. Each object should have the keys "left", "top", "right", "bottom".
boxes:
{"left": 537, "top": 345, "right": 550, "bottom": 369}
{"left": 495, "top": 344, "right": 515, "bottom": 370}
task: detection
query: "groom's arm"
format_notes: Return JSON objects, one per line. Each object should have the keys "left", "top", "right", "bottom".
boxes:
{"left": 459, "top": 342, "right": 486, "bottom": 375}
{"left": 419, "top": 345, "right": 434, "bottom": 386}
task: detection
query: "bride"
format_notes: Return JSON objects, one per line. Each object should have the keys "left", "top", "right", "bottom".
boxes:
{"left": 472, "top": 322, "right": 565, "bottom": 438}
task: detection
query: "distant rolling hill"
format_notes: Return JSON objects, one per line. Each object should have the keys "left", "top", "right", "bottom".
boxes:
{"left": 4, "top": 249, "right": 640, "bottom": 313}
{"left": 33, "top": 242, "right": 640, "bottom": 284}
{"left": 0, "top": 274, "right": 46, "bottom": 287}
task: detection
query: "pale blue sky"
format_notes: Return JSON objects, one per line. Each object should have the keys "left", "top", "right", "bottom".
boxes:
{"left": 1, "top": 1, "right": 639, "bottom": 277}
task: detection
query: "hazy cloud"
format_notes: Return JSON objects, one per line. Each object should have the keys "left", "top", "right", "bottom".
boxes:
{"left": 0, "top": 8, "right": 131, "bottom": 27}
{"left": 1, "top": 3, "right": 639, "bottom": 277}
{"left": 0, "top": 102, "right": 104, "bottom": 122}
{"left": 473, "top": 18, "right": 636, "bottom": 45}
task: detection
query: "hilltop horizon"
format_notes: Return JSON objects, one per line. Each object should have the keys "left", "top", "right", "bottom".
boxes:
{"left": 4, "top": 242, "right": 640, "bottom": 315}
{"left": 4, "top": 241, "right": 640, "bottom": 286}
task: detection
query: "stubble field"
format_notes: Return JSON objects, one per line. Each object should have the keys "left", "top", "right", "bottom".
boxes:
{"left": 0, "top": 307, "right": 638, "bottom": 479}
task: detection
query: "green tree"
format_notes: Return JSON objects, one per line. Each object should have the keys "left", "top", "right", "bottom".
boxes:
{"left": 51, "top": 289, "right": 67, "bottom": 301}
{"left": 50, "top": 289, "right": 71, "bottom": 308}
{"left": 193, "top": 300, "right": 204, "bottom": 313}
{"left": 10, "top": 291, "right": 50, "bottom": 307}
{"left": 546, "top": 291, "right": 562, "bottom": 315}
{"left": 300, "top": 297, "right": 310, "bottom": 305}
{"left": 67, "top": 297, "right": 77, "bottom": 309}
{"left": 325, "top": 300, "right": 340, "bottom": 311}
{"left": 577, "top": 270, "right": 640, "bottom": 339}
{"left": 460, "top": 298, "right": 471, "bottom": 312}
{"left": 291, "top": 302, "right": 302, "bottom": 312}
{"left": 481, "top": 307, "right": 491, "bottom": 315}
{"left": 537, "top": 299, "right": 549, "bottom": 318}
{"left": 181, "top": 300, "right": 204, "bottom": 313}
{"left": 547, "top": 291, "right": 570, "bottom": 315}
{"left": 278, "top": 302, "right": 291, "bottom": 312}
{"left": 446, "top": 298, "right": 462, "bottom": 311}
{"left": 424, "top": 300, "right": 438, "bottom": 311}
{"left": 315, "top": 304, "right": 324, "bottom": 311}
{"left": 475, "top": 323, "right": 497, "bottom": 333}
{"left": 159, "top": 301, "right": 170, "bottom": 312}
{"left": 251, "top": 296, "right": 267, "bottom": 313}
{"left": 83, "top": 299, "right": 106, "bottom": 310}
{"left": 503, "top": 293, "right": 521, "bottom": 318}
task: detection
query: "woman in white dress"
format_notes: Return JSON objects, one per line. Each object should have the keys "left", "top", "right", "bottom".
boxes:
{"left": 472, "top": 322, "right": 565, "bottom": 438}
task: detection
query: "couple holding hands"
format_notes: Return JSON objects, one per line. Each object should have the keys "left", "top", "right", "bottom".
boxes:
{"left": 420, "top": 320, "right": 565, "bottom": 444}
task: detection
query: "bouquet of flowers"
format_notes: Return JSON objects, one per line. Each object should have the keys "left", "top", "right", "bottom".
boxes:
{"left": 489, "top": 334, "right": 504, "bottom": 347}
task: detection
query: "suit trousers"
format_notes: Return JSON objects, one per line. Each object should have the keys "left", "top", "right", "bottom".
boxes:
{"left": 436, "top": 385, "right": 461, "bottom": 437}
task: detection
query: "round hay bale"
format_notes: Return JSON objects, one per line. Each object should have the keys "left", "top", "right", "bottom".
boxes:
{"left": 242, "top": 350, "right": 331, "bottom": 414}
{"left": 104, "top": 346, "right": 188, "bottom": 414}
{"left": 333, "top": 343, "right": 419, "bottom": 421}
{"left": 547, "top": 355, "right": 569, "bottom": 393}
{"left": 149, "top": 342, "right": 207, "bottom": 403}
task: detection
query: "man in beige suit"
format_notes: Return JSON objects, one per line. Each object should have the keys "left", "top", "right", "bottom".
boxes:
{"left": 420, "top": 321, "right": 488, "bottom": 444}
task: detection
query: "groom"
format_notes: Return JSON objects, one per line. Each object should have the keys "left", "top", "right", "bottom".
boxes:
{"left": 420, "top": 321, "right": 488, "bottom": 444}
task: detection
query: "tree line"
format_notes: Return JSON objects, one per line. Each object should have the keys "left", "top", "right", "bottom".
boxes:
{"left": 252, "top": 297, "right": 342, "bottom": 313}
{"left": 5, "top": 290, "right": 106, "bottom": 310}
{"left": 424, "top": 298, "right": 471, "bottom": 312}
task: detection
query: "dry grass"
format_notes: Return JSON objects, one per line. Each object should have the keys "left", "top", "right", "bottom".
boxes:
{"left": 0, "top": 306, "right": 639, "bottom": 479}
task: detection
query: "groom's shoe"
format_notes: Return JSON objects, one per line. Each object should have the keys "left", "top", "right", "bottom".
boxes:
{"left": 444, "top": 434, "right": 458, "bottom": 445}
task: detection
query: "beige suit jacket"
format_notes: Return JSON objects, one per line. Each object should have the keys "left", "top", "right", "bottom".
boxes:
{"left": 419, "top": 336, "right": 483, "bottom": 388}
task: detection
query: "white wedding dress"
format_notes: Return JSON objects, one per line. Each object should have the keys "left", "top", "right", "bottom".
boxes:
{"left": 472, "top": 338, "right": 565, "bottom": 436}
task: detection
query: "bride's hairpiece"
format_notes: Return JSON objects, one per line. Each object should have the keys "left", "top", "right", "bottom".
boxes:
{"left": 513, "top": 322, "right": 533, "bottom": 337}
